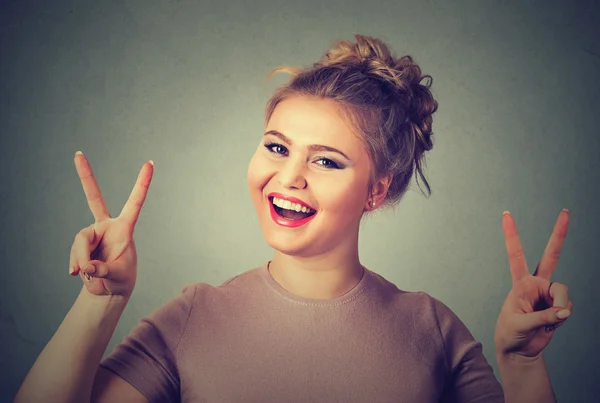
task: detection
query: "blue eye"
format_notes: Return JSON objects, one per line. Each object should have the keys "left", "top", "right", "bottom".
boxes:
{"left": 316, "top": 158, "right": 341, "bottom": 169}
{"left": 264, "top": 142, "right": 288, "bottom": 155}
{"left": 263, "top": 141, "right": 343, "bottom": 170}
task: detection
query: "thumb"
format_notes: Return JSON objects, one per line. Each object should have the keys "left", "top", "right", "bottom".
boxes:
{"left": 525, "top": 307, "right": 571, "bottom": 330}
{"left": 81, "top": 260, "right": 110, "bottom": 279}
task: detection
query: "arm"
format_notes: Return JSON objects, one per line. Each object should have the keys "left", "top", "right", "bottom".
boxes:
{"left": 431, "top": 297, "right": 505, "bottom": 402}
{"left": 15, "top": 153, "right": 156, "bottom": 402}
{"left": 14, "top": 287, "right": 147, "bottom": 403}
{"left": 497, "top": 353, "right": 556, "bottom": 403}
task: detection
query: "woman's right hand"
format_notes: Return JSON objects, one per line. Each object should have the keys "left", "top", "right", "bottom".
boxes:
{"left": 69, "top": 151, "right": 154, "bottom": 298}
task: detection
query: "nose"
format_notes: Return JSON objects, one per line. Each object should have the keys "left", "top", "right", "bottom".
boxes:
{"left": 277, "top": 158, "right": 307, "bottom": 190}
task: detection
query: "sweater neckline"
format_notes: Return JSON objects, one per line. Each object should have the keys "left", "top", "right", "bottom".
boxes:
{"left": 260, "top": 261, "right": 370, "bottom": 307}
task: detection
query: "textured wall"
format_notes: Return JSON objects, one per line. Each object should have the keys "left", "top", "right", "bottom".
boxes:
{"left": 2, "top": 0, "right": 599, "bottom": 401}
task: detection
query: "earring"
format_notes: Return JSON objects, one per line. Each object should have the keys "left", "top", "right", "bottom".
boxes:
{"left": 371, "top": 200, "right": 376, "bottom": 207}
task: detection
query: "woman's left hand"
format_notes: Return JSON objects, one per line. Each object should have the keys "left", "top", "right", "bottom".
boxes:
{"left": 494, "top": 209, "right": 573, "bottom": 361}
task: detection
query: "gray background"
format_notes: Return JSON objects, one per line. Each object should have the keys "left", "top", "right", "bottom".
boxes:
{"left": 2, "top": 0, "right": 599, "bottom": 401}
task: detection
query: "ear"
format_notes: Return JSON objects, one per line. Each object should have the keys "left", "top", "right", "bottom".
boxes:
{"left": 366, "top": 173, "right": 392, "bottom": 210}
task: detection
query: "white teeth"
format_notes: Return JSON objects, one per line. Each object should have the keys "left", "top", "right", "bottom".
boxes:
{"left": 272, "top": 197, "right": 313, "bottom": 213}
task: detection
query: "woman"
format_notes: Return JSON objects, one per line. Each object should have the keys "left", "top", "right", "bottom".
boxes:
{"left": 15, "top": 34, "right": 573, "bottom": 403}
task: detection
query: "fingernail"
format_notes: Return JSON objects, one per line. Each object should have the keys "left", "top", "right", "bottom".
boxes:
{"left": 503, "top": 211, "right": 510, "bottom": 216}
{"left": 149, "top": 160, "right": 154, "bottom": 166}
{"left": 556, "top": 309, "right": 571, "bottom": 319}
{"left": 562, "top": 208, "right": 569, "bottom": 213}
{"left": 69, "top": 266, "right": 74, "bottom": 275}
{"left": 75, "top": 150, "right": 83, "bottom": 156}
{"left": 83, "top": 264, "right": 95, "bottom": 275}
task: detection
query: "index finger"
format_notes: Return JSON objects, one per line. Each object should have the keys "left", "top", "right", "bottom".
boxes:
{"left": 502, "top": 211, "right": 529, "bottom": 286}
{"left": 119, "top": 160, "right": 154, "bottom": 226}
{"left": 74, "top": 151, "right": 111, "bottom": 221}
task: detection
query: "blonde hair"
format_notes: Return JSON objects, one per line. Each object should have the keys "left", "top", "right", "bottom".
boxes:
{"left": 264, "top": 34, "right": 438, "bottom": 210}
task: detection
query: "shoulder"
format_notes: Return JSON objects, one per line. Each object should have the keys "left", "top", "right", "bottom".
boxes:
{"left": 368, "top": 269, "right": 453, "bottom": 323}
{"left": 359, "top": 271, "right": 503, "bottom": 401}
{"left": 164, "top": 265, "right": 265, "bottom": 314}
{"left": 367, "top": 270, "right": 474, "bottom": 350}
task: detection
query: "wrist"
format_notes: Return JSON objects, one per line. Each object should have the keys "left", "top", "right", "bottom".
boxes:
{"left": 497, "top": 351, "right": 543, "bottom": 366}
{"left": 76, "top": 287, "right": 130, "bottom": 325}
{"left": 79, "top": 285, "right": 131, "bottom": 306}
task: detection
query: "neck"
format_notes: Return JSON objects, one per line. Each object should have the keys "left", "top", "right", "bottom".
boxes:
{"left": 268, "top": 247, "right": 365, "bottom": 300}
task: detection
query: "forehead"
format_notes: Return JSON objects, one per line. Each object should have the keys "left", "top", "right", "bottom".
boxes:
{"left": 266, "top": 96, "right": 362, "bottom": 150}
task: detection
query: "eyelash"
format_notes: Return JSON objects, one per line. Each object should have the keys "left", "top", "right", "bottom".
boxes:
{"left": 263, "top": 142, "right": 342, "bottom": 170}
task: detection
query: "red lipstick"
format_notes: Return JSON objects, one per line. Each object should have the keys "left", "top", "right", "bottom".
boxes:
{"left": 267, "top": 192, "right": 317, "bottom": 228}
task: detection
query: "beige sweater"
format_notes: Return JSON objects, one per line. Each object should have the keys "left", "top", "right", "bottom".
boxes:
{"left": 100, "top": 262, "right": 504, "bottom": 402}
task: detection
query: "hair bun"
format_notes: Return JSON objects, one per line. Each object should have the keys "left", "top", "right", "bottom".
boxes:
{"left": 265, "top": 34, "right": 439, "bottom": 204}
{"left": 322, "top": 34, "right": 394, "bottom": 66}
{"left": 318, "top": 35, "right": 416, "bottom": 92}
{"left": 324, "top": 35, "right": 437, "bottom": 150}
{"left": 312, "top": 35, "right": 438, "bottom": 154}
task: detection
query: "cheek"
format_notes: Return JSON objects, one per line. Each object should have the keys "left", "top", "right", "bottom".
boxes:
{"left": 317, "top": 175, "right": 368, "bottom": 214}
{"left": 247, "top": 152, "right": 272, "bottom": 195}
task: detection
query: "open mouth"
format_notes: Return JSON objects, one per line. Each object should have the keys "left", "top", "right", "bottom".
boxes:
{"left": 269, "top": 197, "right": 316, "bottom": 221}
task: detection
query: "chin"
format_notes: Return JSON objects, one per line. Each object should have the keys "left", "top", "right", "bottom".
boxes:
{"left": 260, "top": 227, "right": 315, "bottom": 257}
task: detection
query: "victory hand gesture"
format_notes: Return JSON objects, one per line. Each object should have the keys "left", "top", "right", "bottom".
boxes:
{"left": 494, "top": 209, "right": 573, "bottom": 361}
{"left": 69, "top": 151, "right": 154, "bottom": 298}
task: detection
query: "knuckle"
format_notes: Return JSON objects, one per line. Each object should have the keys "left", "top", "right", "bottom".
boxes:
{"left": 75, "top": 229, "right": 88, "bottom": 242}
{"left": 546, "top": 250, "right": 561, "bottom": 261}
{"left": 128, "top": 196, "right": 143, "bottom": 208}
{"left": 87, "top": 190, "right": 101, "bottom": 201}
{"left": 553, "top": 227, "right": 567, "bottom": 238}
{"left": 510, "top": 248, "right": 525, "bottom": 259}
{"left": 550, "top": 281, "right": 567, "bottom": 293}
{"left": 74, "top": 226, "right": 95, "bottom": 246}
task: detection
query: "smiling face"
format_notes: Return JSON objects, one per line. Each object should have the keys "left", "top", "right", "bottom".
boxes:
{"left": 247, "top": 95, "right": 376, "bottom": 258}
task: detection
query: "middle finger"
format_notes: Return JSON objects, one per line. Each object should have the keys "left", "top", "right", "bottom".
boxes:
{"left": 533, "top": 209, "right": 570, "bottom": 280}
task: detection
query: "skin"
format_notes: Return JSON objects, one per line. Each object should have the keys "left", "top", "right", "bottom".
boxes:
{"left": 495, "top": 209, "right": 573, "bottom": 360}
{"left": 247, "top": 95, "right": 390, "bottom": 299}
{"left": 69, "top": 152, "right": 154, "bottom": 298}
{"left": 494, "top": 210, "right": 574, "bottom": 402}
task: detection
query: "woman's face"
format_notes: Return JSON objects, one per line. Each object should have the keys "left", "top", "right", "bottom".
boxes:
{"left": 247, "top": 95, "right": 374, "bottom": 257}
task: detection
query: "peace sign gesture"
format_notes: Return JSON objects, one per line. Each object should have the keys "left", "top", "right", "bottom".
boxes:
{"left": 494, "top": 210, "right": 573, "bottom": 360}
{"left": 68, "top": 151, "right": 154, "bottom": 298}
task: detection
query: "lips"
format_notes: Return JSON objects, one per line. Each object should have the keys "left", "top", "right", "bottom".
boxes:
{"left": 267, "top": 192, "right": 317, "bottom": 228}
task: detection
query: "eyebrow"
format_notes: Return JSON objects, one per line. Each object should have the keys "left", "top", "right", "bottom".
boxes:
{"left": 264, "top": 130, "right": 351, "bottom": 160}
